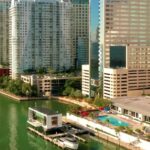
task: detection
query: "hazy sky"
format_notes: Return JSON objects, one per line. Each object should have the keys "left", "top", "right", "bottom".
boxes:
{"left": 90, "top": 0, "right": 99, "bottom": 41}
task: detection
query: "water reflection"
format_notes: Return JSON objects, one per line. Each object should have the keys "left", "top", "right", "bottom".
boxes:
{"left": 9, "top": 105, "right": 17, "bottom": 150}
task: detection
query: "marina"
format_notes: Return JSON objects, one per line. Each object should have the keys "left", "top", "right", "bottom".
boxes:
{"left": 0, "top": 94, "right": 126, "bottom": 150}
{"left": 27, "top": 107, "right": 88, "bottom": 149}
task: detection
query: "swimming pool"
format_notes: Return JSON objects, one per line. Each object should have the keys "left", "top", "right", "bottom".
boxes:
{"left": 97, "top": 115, "right": 129, "bottom": 127}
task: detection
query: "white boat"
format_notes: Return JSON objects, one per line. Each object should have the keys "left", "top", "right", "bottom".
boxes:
{"left": 57, "top": 136, "right": 79, "bottom": 150}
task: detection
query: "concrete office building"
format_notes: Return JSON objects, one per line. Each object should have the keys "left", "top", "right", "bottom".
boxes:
{"left": 0, "top": 0, "right": 10, "bottom": 66}
{"left": 82, "top": 64, "right": 90, "bottom": 96}
{"left": 99, "top": 0, "right": 150, "bottom": 98}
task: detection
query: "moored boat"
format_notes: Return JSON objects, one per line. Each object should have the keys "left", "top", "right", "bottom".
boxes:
{"left": 57, "top": 136, "right": 79, "bottom": 150}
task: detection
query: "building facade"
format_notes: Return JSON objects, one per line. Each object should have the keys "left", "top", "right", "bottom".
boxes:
{"left": 9, "top": 0, "right": 89, "bottom": 79}
{"left": 82, "top": 64, "right": 90, "bottom": 96}
{"left": 21, "top": 74, "right": 81, "bottom": 96}
{"left": 88, "top": 0, "right": 99, "bottom": 97}
{"left": 9, "top": 0, "right": 74, "bottom": 79}
{"left": 0, "top": 0, "right": 10, "bottom": 66}
{"left": 99, "top": 0, "right": 150, "bottom": 98}
{"left": 111, "top": 97, "right": 150, "bottom": 124}
{"left": 71, "top": 0, "right": 89, "bottom": 68}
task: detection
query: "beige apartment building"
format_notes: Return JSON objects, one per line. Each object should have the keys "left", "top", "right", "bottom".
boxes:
{"left": 99, "top": 0, "right": 150, "bottom": 98}
{"left": 21, "top": 74, "right": 81, "bottom": 97}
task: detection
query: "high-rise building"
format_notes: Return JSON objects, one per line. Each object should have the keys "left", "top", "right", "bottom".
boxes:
{"left": 99, "top": 0, "right": 150, "bottom": 98}
{"left": 0, "top": 0, "right": 10, "bottom": 67}
{"left": 9, "top": 0, "right": 73, "bottom": 78}
{"left": 87, "top": 0, "right": 99, "bottom": 97}
{"left": 71, "top": 0, "right": 89, "bottom": 68}
{"left": 9, "top": 0, "right": 89, "bottom": 79}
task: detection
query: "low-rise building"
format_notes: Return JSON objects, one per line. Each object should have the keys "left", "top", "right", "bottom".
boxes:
{"left": 21, "top": 74, "right": 81, "bottom": 97}
{"left": 103, "top": 68, "right": 128, "bottom": 99}
{"left": 0, "top": 68, "right": 9, "bottom": 77}
{"left": 82, "top": 64, "right": 90, "bottom": 96}
{"left": 111, "top": 96, "right": 150, "bottom": 124}
{"left": 28, "top": 107, "right": 62, "bottom": 131}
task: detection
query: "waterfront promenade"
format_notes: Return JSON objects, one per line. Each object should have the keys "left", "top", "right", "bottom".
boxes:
{"left": 0, "top": 89, "right": 48, "bottom": 101}
{"left": 52, "top": 96, "right": 95, "bottom": 109}
{"left": 65, "top": 113, "right": 150, "bottom": 150}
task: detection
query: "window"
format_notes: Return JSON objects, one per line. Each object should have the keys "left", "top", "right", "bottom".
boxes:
{"left": 51, "top": 116, "right": 58, "bottom": 126}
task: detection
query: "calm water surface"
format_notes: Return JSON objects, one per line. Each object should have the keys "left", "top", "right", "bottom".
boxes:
{"left": 0, "top": 94, "right": 126, "bottom": 150}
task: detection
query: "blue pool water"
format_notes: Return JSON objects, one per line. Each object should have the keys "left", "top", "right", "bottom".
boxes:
{"left": 97, "top": 115, "right": 129, "bottom": 127}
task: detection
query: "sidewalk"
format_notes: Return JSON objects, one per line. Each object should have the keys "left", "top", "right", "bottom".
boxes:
{"left": 0, "top": 89, "right": 48, "bottom": 101}
{"left": 52, "top": 96, "right": 95, "bottom": 109}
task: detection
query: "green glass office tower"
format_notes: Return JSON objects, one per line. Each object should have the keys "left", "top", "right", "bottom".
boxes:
{"left": 89, "top": 0, "right": 99, "bottom": 97}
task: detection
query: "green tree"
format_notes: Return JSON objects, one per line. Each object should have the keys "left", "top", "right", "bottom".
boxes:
{"left": 0, "top": 76, "right": 10, "bottom": 89}
{"left": 93, "top": 96, "right": 112, "bottom": 107}
{"left": 62, "top": 87, "right": 74, "bottom": 96}
{"left": 36, "top": 67, "right": 46, "bottom": 74}
{"left": 115, "top": 127, "right": 121, "bottom": 147}
{"left": 22, "top": 83, "right": 32, "bottom": 96}
{"left": 125, "top": 127, "right": 133, "bottom": 135}
{"left": 14, "top": 79, "right": 23, "bottom": 95}
{"left": 105, "top": 119, "right": 110, "bottom": 127}
{"left": 73, "top": 90, "right": 82, "bottom": 99}
{"left": 69, "top": 88, "right": 75, "bottom": 98}
{"left": 47, "top": 67, "right": 55, "bottom": 75}
{"left": 31, "top": 85, "right": 38, "bottom": 96}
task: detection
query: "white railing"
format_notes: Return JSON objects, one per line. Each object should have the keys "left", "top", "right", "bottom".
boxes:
{"left": 66, "top": 113, "right": 150, "bottom": 150}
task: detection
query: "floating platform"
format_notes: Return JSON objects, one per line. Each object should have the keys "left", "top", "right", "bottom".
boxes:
{"left": 28, "top": 125, "right": 87, "bottom": 149}
{"left": 28, "top": 127, "right": 65, "bottom": 149}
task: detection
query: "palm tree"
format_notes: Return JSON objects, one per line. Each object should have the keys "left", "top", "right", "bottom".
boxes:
{"left": 115, "top": 127, "right": 121, "bottom": 148}
{"left": 105, "top": 119, "right": 110, "bottom": 127}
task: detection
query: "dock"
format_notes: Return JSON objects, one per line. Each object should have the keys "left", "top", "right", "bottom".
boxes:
{"left": 49, "top": 133, "right": 67, "bottom": 138}
{"left": 28, "top": 126, "right": 87, "bottom": 149}
{"left": 28, "top": 127, "right": 65, "bottom": 149}
{"left": 70, "top": 133, "right": 86, "bottom": 142}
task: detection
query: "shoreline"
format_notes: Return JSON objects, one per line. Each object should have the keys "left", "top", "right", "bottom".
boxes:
{"left": 0, "top": 89, "right": 48, "bottom": 101}
{"left": 52, "top": 96, "right": 95, "bottom": 109}
{"left": 0, "top": 89, "right": 95, "bottom": 109}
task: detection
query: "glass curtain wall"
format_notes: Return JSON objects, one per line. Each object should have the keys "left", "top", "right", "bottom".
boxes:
{"left": 89, "top": 0, "right": 99, "bottom": 97}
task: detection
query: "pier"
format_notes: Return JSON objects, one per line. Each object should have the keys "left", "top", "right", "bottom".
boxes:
{"left": 70, "top": 133, "right": 86, "bottom": 142}
{"left": 28, "top": 126, "right": 87, "bottom": 149}
{"left": 28, "top": 127, "right": 65, "bottom": 149}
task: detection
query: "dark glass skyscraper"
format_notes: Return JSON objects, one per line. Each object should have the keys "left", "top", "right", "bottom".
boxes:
{"left": 89, "top": 0, "right": 99, "bottom": 97}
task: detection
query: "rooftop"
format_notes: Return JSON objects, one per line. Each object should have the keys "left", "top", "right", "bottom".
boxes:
{"left": 29, "top": 107, "right": 60, "bottom": 115}
{"left": 111, "top": 96, "right": 150, "bottom": 116}
{"left": 21, "top": 74, "right": 81, "bottom": 80}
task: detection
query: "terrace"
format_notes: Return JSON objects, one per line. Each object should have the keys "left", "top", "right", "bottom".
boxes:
{"left": 75, "top": 103, "right": 150, "bottom": 142}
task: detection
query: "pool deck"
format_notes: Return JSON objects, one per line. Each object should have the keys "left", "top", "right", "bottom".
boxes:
{"left": 65, "top": 114, "right": 148, "bottom": 150}
{"left": 116, "top": 115, "right": 141, "bottom": 126}
{"left": 97, "top": 112, "right": 141, "bottom": 127}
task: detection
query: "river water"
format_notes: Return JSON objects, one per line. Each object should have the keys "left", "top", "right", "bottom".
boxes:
{"left": 0, "top": 94, "right": 126, "bottom": 150}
